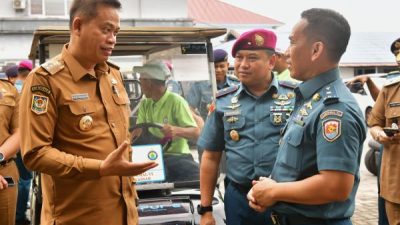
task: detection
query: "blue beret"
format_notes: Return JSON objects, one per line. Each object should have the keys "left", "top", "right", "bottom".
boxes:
{"left": 232, "top": 29, "right": 277, "bottom": 57}
{"left": 213, "top": 49, "right": 228, "bottom": 63}
{"left": 5, "top": 65, "right": 18, "bottom": 78}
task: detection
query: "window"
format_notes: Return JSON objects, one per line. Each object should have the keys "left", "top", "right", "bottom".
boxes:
{"left": 30, "top": 0, "right": 73, "bottom": 16}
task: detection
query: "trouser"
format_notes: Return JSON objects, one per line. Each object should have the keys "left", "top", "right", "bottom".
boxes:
{"left": 224, "top": 180, "right": 273, "bottom": 225}
{"left": 0, "top": 161, "right": 19, "bottom": 225}
{"left": 377, "top": 145, "right": 389, "bottom": 225}
{"left": 15, "top": 152, "right": 32, "bottom": 221}
{"left": 270, "top": 212, "right": 352, "bottom": 225}
{"left": 385, "top": 200, "right": 400, "bottom": 225}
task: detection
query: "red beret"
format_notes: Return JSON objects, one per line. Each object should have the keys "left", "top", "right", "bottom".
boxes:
{"left": 231, "top": 29, "right": 277, "bottom": 57}
{"left": 19, "top": 60, "right": 33, "bottom": 71}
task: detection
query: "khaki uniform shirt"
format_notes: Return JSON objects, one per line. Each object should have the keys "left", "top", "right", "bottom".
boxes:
{"left": 19, "top": 45, "right": 137, "bottom": 225}
{"left": 0, "top": 79, "right": 19, "bottom": 225}
{"left": 368, "top": 77, "right": 400, "bottom": 204}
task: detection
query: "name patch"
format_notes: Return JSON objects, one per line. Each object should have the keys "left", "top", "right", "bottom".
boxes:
{"left": 31, "top": 85, "right": 51, "bottom": 95}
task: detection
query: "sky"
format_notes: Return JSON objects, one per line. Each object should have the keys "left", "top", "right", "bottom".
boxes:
{"left": 222, "top": 0, "right": 399, "bottom": 32}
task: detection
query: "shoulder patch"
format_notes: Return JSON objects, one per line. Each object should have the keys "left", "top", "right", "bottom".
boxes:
{"left": 384, "top": 76, "right": 400, "bottom": 87}
{"left": 31, "top": 94, "right": 49, "bottom": 115}
{"left": 41, "top": 59, "right": 64, "bottom": 75}
{"left": 320, "top": 110, "right": 343, "bottom": 119}
{"left": 279, "top": 80, "right": 299, "bottom": 89}
{"left": 106, "top": 61, "right": 120, "bottom": 70}
{"left": 322, "top": 85, "right": 339, "bottom": 105}
{"left": 322, "top": 118, "right": 342, "bottom": 142}
{"left": 216, "top": 85, "right": 239, "bottom": 98}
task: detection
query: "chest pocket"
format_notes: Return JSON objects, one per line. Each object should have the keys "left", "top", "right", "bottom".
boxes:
{"left": 281, "top": 125, "right": 304, "bottom": 170}
{"left": 385, "top": 107, "right": 400, "bottom": 126}
{"left": 223, "top": 115, "right": 245, "bottom": 130}
{"left": 0, "top": 93, "right": 16, "bottom": 107}
{"left": 68, "top": 101, "right": 96, "bottom": 115}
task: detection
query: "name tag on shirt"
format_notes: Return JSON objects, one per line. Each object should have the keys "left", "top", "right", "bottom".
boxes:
{"left": 131, "top": 144, "right": 165, "bottom": 184}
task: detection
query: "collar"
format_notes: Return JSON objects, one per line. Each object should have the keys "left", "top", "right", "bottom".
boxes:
{"left": 234, "top": 73, "right": 278, "bottom": 98}
{"left": 296, "top": 68, "right": 340, "bottom": 100}
{"left": 62, "top": 44, "right": 110, "bottom": 82}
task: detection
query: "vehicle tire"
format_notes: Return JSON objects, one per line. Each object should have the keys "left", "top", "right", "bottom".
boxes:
{"left": 30, "top": 172, "right": 42, "bottom": 225}
{"left": 364, "top": 148, "right": 378, "bottom": 176}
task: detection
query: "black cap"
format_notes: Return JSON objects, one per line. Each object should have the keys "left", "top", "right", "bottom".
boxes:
{"left": 213, "top": 49, "right": 228, "bottom": 63}
{"left": 390, "top": 38, "right": 400, "bottom": 55}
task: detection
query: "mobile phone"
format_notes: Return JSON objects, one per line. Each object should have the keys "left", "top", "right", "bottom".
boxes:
{"left": 3, "top": 176, "right": 15, "bottom": 187}
{"left": 383, "top": 127, "right": 399, "bottom": 137}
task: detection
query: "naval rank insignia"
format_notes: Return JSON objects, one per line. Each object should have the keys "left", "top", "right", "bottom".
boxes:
{"left": 31, "top": 94, "right": 49, "bottom": 115}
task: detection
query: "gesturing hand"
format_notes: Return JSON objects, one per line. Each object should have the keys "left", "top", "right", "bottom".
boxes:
{"left": 100, "top": 141, "right": 158, "bottom": 176}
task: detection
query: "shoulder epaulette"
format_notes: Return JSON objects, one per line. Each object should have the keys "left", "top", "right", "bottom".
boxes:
{"left": 227, "top": 74, "right": 240, "bottom": 82}
{"left": 384, "top": 76, "right": 400, "bottom": 87}
{"left": 40, "top": 57, "right": 64, "bottom": 75}
{"left": 106, "top": 60, "right": 120, "bottom": 70}
{"left": 279, "top": 80, "right": 299, "bottom": 89}
{"left": 216, "top": 85, "right": 239, "bottom": 98}
{"left": 322, "top": 85, "right": 339, "bottom": 105}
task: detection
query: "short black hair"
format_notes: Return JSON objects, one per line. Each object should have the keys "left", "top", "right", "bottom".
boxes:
{"left": 69, "top": 0, "right": 121, "bottom": 28}
{"left": 301, "top": 8, "right": 351, "bottom": 62}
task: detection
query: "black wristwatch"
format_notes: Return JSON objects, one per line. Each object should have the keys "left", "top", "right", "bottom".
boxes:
{"left": 197, "top": 204, "right": 213, "bottom": 215}
{"left": 0, "top": 152, "right": 4, "bottom": 163}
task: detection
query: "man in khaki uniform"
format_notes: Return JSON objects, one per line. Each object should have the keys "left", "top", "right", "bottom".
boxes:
{"left": 19, "top": 1, "right": 157, "bottom": 225}
{"left": 0, "top": 78, "right": 20, "bottom": 225}
{"left": 369, "top": 37, "right": 400, "bottom": 225}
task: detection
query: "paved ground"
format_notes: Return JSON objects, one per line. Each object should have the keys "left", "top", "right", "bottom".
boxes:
{"left": 352, "top": 132, "right": 379, "bottom": 225}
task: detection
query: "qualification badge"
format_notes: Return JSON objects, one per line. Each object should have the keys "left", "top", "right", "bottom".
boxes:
{"left": 79, "top": 115, "right": 93, "bottom": 131}
{"left": 273, "top": 113, "right": 283, "bottom": 125}
{"left": 230, "top": 130, "right": 240, "bottom": 141}
{"left": 31, "top": 94, "right": 49, "bottom": 115}
{"left": 312, "top": 93, "right": 321, "bottom": 102}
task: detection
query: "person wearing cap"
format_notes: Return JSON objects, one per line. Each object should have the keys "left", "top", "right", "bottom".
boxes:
{"left": 247, "top": 8, "right": 366, "bottom": 225}
{"left": 18, "top": 1, "right": 157, "bottom": 224}
{"left": 187, "top": 49, "right": 239, "bottom": 121}
{"left": 368, "top": 37, "right": 400, "bottom": 225}
{"left": 14, "top": 60, "right": 33, "bottom": 225}
{"left": 197, "top": 29, "right": 296, "bottom": 225}
{"left": 5, "top": 65, "right": 19, "bottom": 84}
{"left": 0, "top": 66, "right": 21, "bottom": 225}
{"left": 133, "top": 60, "right": 201, "bottom": 182}
{"left": 273, "top": 47, "right": 297, "bottom": 82}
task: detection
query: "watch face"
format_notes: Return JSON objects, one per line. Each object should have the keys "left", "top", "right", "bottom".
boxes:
{"left": 0, "top": 153, "right": 4, "bottom": 162}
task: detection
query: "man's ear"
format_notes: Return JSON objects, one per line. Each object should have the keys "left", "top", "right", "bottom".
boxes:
{"left": 268, "top": 54, "right": 277, "bottom": 70}
{"left": 311, "top": 41, "right": 324, "bottom": 61}
{"left": 71, "top": 17, "right": 83, "bottom": 36}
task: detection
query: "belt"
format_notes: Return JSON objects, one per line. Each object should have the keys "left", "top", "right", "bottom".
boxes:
{"left": 0, "top": 158, "right": 15, "bottom": 167}
{"left": 271, "top": 212, "right": 348, "bottom": 225}
{"left": 229, "top": 180, "right": 252, "bottom": 194}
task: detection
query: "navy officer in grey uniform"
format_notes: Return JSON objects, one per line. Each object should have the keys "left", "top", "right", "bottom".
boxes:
{"left": 187, "top": 49, "right": 239, "bottom": 120}
{"left": 248, "top": 8, "right": 366, "bottom": 225}
{"left": 197, "top": 29, "right": 297, "bottom": 225}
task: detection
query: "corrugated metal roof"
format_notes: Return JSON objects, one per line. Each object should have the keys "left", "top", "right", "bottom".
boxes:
{"left": 188, "top": 0, "right": 283, "bottom": 26}
{"left": 216, "top": 31, "right": 400, "bottom": 67}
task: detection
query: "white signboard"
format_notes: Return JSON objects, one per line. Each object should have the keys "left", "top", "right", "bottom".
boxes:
{"left": 132, "top": 144, "right": 165, "bottom": 184}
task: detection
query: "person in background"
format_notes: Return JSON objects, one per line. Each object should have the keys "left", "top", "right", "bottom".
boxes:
{"left": 14, "top": 60, "right": 33, "bottom": 225}
{"left": 273, "top": 46, "right": 297, "bottom": 82}
{"left": 5, "top": 65, "right": 19, "bottom": 84}
{"left": 368, "top": 37, "right": 400, "bottom": 225}
{"left": 0, "top": 69, "right": 20, "bottom": 225}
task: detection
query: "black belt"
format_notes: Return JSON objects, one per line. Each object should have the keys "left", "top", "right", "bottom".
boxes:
{"left": 271, "top": 212, "right": 348, "bottom": 225}
{"left": 229, "top": 180, "right": 252, "bottom": 194}
{"left": 0, "top": 158, "right": 15, "bottom": 167}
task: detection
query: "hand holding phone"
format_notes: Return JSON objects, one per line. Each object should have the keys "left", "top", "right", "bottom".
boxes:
{"left": 4, "top": 176, "right": 15, "bottom": 187}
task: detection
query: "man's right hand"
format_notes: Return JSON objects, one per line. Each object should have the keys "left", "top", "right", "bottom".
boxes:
{"left": 0, "top": 175, "right": 8, "bottom": 190}
{"left": 99, "top": 141, "right": 158, "bottom": 176}
{"left": 200, "top": 212, "right": 215, "bottom": 225}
